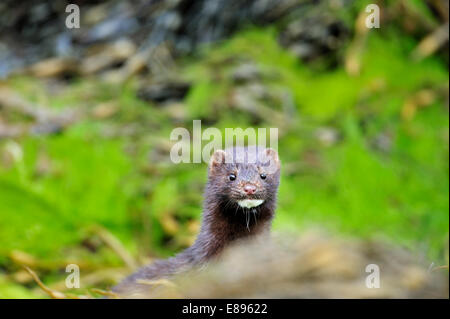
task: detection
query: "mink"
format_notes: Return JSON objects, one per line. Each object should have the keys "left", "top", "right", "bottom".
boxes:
{"left": 112, "top": 146, "right": 281, "bottom": 297}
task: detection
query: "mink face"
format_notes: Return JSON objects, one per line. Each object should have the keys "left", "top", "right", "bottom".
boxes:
{"left": 206, "top": 146, "right": 280, "bottom": 212}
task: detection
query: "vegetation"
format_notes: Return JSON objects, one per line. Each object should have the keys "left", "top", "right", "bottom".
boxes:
{"left": 0, "top": 3, "right": 448, "bottom": 298}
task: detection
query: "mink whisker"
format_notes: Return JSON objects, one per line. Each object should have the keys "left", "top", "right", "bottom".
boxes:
{"left": 252, "top": 208, "right": 257, "bottom": 225}
{"left": 246, "top": 209, "right": 250, "bottom": 231}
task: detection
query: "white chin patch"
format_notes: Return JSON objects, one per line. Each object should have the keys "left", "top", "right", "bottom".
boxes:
{"left": 237, "top": 199, "right": 264, "bottom": 208}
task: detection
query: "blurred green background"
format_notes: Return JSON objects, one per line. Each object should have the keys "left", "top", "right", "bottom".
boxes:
{"left": 0, "top": 0, "right": 448, "bottom": 298}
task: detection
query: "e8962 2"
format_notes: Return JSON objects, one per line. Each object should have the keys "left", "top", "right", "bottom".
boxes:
{"left": 226, "top": 303, "right": 267, "bottom": 314}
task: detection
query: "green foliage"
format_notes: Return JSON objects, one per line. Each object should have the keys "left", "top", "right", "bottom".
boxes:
{"left": 0, "top": 12, "right": 448, "bottom": 297}
{"left": 0, "top": 127, "right": 135, "bottom": 260}
{"left": 0, "top": 276, "right": 38, "bottom": 298}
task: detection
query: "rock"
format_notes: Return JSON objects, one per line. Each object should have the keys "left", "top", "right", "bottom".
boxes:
{"left": 0, "top": 42, "right": 25, "bottom": 78}
{"left": 80, "top": 39, "right": 136, "bottom": 75}
{"left": 92, "top": 102, "right": 119, "bottom": 119}
{"left": 137, "top": 82, "right": 190, "bottom": 103}
{"left": 0, "top": 123, "right": 23, "bottom": 139}
{"left": 29, "top": 122, "right": 64, "bottom": 135}
{"left": 0, "top": 0, "right": 350, "bottom": 78}
{"left": 164, "top": 102, "right": 187, "bottom": 122}
{"left": 315, "top": 127, "right": 340, "bottom": 147}
{"left": 279, "top": 12, "right": 349, "bottom": 62}
{"left": 83, "top": 17, "right": 139, "bottom": 44}
{"left": 231, "top": 63, "right": 261, "bottom": 83}
{"left": 230, "top": 86, "right": 288, "bottom": 128}
{"left": 115, "top": 233, "right": 449, "bottom": 298}
{"left": 371, "top": 132, "right": 392, "bottom": 153}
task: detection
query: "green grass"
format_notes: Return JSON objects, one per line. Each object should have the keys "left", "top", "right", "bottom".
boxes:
{"left": 0, "top": 19, "right": 448, "bottom": 297}
{"left": 0, "top": 128, "right": 135, "bottom": 261}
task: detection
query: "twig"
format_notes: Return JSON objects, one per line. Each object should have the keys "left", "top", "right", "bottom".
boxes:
{"left": 47, "top": 268, "right": 127, "bottom": 291}
{"left": 412, "top": 22, "right": 449, "bottom": 61}
{"left": 431, "top": 265, "right": 449, "bottom": 272}
{"left": 345, "top": 8, "right": 370, "bottom": 76}
{"left": 23, "top": 266, "right": 67, "bottom": 299}
{"left": 90, "top": 288, "right": 120, "bottom": 299}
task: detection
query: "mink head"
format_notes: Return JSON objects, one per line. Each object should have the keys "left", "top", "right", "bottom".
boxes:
{"left": 207, "top": 146, "right": 280, "bottom": 210}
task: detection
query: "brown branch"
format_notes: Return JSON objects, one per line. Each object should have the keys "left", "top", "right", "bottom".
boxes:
{"left": 23, "top": 266, "right": 67, "bottom": 299}
{"left": 412, "top": 22, "right": 449, "bottom": 60}
{"left": 90, "top": 288, "right": 120, "bottom": 299}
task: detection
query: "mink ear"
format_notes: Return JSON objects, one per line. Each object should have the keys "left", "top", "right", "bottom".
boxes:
{"left": 263, "top": 148, "right": 280, "bottom": 172}
{"left": 209, "top": 149, "right": 226, "bottom": 172}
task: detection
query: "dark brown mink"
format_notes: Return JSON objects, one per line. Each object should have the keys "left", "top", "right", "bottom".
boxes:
{"left": 112, "top": 146, "right": 281, "bottom": 296}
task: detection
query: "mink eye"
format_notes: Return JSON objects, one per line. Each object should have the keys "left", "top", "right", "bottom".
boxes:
{"left": 260, "top": 173, "right": 267, "bottom": 180}
{"left": 229, "top": 174, "right": 236, "bottom": 181}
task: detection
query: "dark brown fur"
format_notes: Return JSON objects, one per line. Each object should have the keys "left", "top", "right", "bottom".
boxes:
{"left": 112, "top": 146, "right": 281, "bottom": 296}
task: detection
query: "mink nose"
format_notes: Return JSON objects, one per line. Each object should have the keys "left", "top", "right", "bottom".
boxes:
{"left": 243, "top": 184, "right": 256, "bottom": 195}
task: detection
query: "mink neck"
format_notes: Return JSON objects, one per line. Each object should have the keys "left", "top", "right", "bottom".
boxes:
{"left": 189, "top": 196, "right": 275, "bottom": 263}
